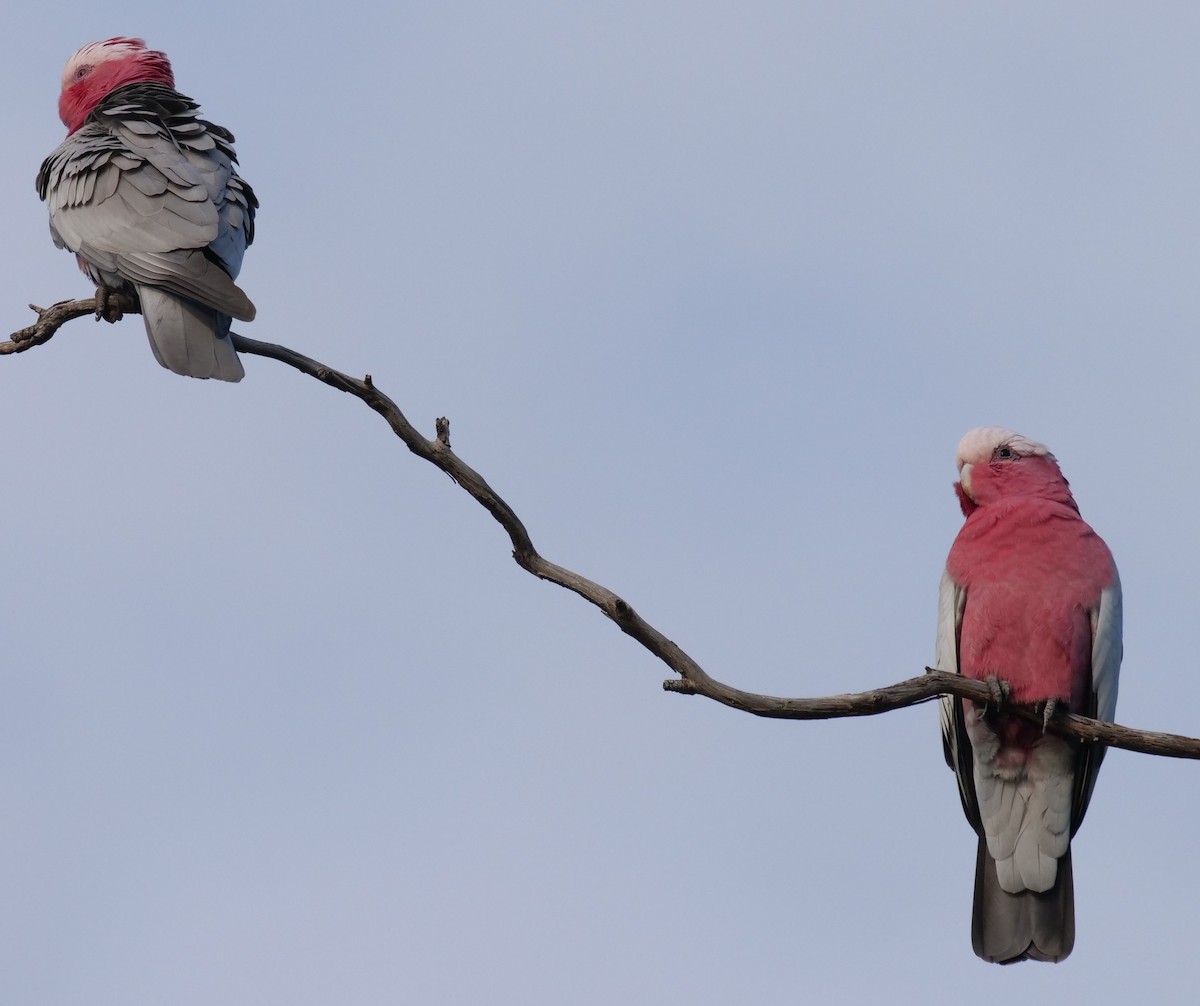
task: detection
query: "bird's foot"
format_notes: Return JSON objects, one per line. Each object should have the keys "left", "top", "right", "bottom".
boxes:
{"left": 984, "top": 674, "right": 1011, "bottom": 707}
{"left": 974, "top": 674, "right": 1012, "bottom": 719}
{"left": 1039, "top": 697, "right": 1058, "bottom": 732}
{"left": 94, "top": 287, "right": 125, "bottom": 324}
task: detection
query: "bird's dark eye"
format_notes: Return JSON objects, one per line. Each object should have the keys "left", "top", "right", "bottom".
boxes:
{"left": 72, "top": 64, "right": 92, "bottom": 81}
{"left": 994, "top": 445, "right": 1015, "bottom": 461}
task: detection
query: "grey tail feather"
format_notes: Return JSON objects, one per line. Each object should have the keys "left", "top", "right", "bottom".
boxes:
{"left": 972, "top": 837, "right": 1074, "bottom": 964}
{"left": 139, "top": 287, "right": 245, "bottom": 383}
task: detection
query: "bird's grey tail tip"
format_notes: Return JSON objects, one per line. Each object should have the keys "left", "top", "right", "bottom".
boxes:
{"left": 972, "top": 838, "right": 1074, "bottom": 964}
{"left": 140, "top": 287, "right": 246, "bottom": 381}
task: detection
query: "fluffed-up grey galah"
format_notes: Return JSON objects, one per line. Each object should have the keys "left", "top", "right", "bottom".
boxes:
{"left": 36, "top": 37, "right": 257, "bottom": 381}
{"left": 937, "top": 427, "right": 1122, "bottom": 964}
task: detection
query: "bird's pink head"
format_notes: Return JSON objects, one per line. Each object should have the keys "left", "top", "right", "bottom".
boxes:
{"left": 57, "top": 37, "right": 174, "bottom": 134}
{"left": 953, "top": 426, "right": 1074, "bottom": 517}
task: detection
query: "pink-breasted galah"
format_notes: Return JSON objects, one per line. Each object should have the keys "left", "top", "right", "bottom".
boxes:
{"left": 36, "top": 38, "right": 257, "bottom": 381}
{"left": 936, "top": 427, "right": 1122, "bottom": 964}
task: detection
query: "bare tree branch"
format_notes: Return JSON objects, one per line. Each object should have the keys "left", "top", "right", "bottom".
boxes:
{"left": 8, "top": 298, "right": 1200, "bottom": 762}
{"left": 1, "top": 295, "right": 136, "bottom": 354}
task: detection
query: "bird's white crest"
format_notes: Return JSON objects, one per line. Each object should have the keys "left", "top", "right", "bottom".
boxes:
{"left": 955, "top": 426, "right": 1052, "bottom": 473}
{"left": 60, "top": 37, "right": 148, "bottom": 91}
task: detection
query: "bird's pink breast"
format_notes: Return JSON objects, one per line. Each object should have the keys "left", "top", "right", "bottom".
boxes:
{"left": 948, "top": 498, "right": 1114, "bottom": 710}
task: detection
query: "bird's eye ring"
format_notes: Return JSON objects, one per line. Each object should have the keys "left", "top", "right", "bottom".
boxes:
{"left": 994, "top": 446, "right": 1015, "bottom": 461}
{"left": 73, "top": 65, "right": 92, "bottom": 81}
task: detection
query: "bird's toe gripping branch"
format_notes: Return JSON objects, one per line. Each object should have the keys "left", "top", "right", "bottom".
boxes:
{"left": 1039, "top": 696, "right": 1058, "bottom": 733}
{"left": 980, "top": 673, "right": 1012, "bottom": 714}
{"left": 93, "top": 286, "right": 135, "bottom": 324}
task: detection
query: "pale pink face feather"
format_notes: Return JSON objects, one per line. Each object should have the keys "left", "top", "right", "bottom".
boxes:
{"left": 57, "top": 37, "right": 174, "bottom": 134}
{"left": 952, "top": 426, "right": 1070, "bottom": 516}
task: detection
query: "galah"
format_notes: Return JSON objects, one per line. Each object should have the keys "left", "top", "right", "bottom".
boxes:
{"left": 936, "top": 427, "right": 1122, "bottom": 964}
{"left": 36, "top": 37, "right": 257, "bottom": 381}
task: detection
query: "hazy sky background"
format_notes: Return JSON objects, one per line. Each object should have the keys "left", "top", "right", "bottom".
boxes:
{"left": 2, "top": 4, "right": 1197, "bottom": 1003}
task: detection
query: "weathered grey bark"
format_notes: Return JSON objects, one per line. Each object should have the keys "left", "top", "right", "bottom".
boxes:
{"left": 7, "top": 296, "right": 1200, "bottom": 762}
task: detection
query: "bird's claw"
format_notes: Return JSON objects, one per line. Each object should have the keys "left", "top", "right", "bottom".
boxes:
{"left": 94, "top": 287, "right": 124, "bottom": 324}
{"left": 1040, "top": 697, "right": 1058, "bottom": 732}
{"left": 984, "top": 674, "right": 1011, "bottom": 708}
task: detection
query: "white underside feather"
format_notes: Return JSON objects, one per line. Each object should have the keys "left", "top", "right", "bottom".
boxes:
{"left": 965, "top": 705, "right": 1073, "bottom": 893}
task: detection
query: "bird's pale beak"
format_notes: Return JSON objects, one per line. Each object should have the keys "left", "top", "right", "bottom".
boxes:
{"left": 959, "top": 462, "right": 975, "bottom": 501}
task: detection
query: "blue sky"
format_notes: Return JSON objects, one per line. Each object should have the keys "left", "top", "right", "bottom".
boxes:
{"left": 2, "top": 4, "right": 1197, "bottom": 1003}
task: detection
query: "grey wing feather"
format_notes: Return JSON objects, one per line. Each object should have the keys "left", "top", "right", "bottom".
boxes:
{"left": 935, "top": 569, "right": 964, "bottom": 746}
{"left": 119, "top": 251, "right": 254, "bottom": 321}
{"left": 1071, "top": 568, "right": 1123, "bottom": 832}
{"left": 1091, "top": 571, "right": 1122, "bottom": 725}
{"left": 936, "top": 570, "right": 979, "bottom": 829}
